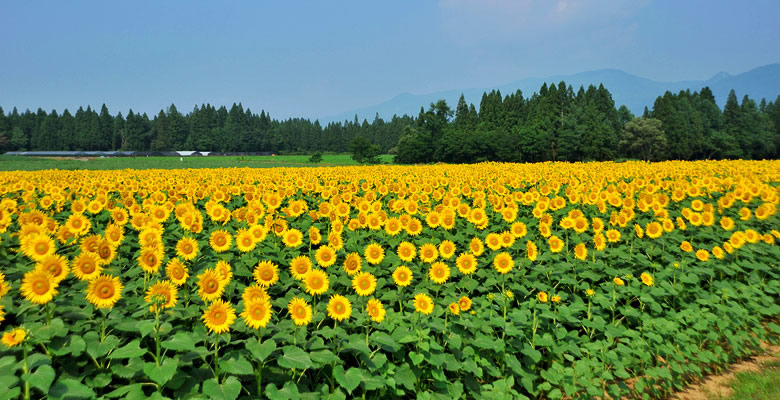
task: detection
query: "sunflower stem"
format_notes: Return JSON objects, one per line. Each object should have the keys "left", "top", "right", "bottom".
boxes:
{"left": 154, "top": 308, "right": 161, "bottom": 366}
{"left": 100, "top": 309, "right": 107, "bottom": 343}
{"left": 213, "top": 334, "right": 221, "bottom": 382}
{"left": 23, "top": 344, "right": 30, "bottom": 400}
{"left": 255, "top": 330, "right": 264, "bottom": 395}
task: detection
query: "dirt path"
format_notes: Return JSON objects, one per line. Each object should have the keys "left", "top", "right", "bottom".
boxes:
{"left": 672, "top": 344, "right": 780, "bottom": 400}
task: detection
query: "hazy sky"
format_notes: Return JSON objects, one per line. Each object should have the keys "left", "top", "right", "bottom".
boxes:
{"left": 2, "top": 0, "right": 778, "bottom": 119}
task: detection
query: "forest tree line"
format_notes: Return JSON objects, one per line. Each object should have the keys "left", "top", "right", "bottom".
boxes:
{"left": 0, "top": 103, "right": 412, "bottom": 154}
{"left": 1, "top": 82, "right": 778, "bottom": 162}
{"left": 396, "top": 84, "right": 779, "bottom": 163}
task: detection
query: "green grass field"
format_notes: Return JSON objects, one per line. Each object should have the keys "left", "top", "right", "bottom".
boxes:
{"left": 715, "top": 360, "right": 780, "bottom": 400}
{"left": 0, "top": 154, "right": 394, "bottom": 171}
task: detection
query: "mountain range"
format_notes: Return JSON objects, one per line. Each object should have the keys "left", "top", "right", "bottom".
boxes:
{"left": 320, "top": 63, "right": 780, "bottom": 123}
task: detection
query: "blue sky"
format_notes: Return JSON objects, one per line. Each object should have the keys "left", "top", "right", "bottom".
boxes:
{"left": 1, "top": 0, "right": 778, "bottom": 119}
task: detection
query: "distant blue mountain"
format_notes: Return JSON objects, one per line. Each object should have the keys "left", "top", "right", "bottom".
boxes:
{"left": 320, "top": 63, "right": 780, "bottom": 123}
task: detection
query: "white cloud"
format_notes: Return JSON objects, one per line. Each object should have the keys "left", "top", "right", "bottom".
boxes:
{"left": 438, "top": 0, "right": 648, "bottom": 46}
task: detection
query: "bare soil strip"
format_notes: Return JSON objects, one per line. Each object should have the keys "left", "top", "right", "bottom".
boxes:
{"left": 672, "top": 344, "right": 780, "bottom": 400}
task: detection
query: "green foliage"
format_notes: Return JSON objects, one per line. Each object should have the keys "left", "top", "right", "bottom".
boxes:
{"left": 620, "top": 117, "right": 667, "bottom": 161}
{"left": 348, "top": 136, "right": 382, "bottom": 164}
{"left": 309, "top": 151, "right": 323, "bottom": 163}
{"left": 0, "top": 154, "right": 394, "bottom": 171}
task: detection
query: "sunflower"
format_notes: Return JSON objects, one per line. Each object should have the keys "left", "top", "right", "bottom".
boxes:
{"left": 537, "top": 291, "right": 548, "bottom": 303}
{"left": 314, "top": 245, "right": 337, "bottom": 268}
{"left": 573, "top": 243, "right": 588, "bottom": 261}
{"left": 729, "top": 231, "right": 746, "bottom": 248}
{"left": 593, "top": 233, "right": 607, "bottom": 251}
{"left": 676, "top": 217, "right": 687, "bottom": 231}
{"left": 110, "top": 207, "right": 129, "bottom": 225}
{"left": 712, "top": 246, "right": 725, "bottom": 259}
{"left": 492, "top": 252, "right": 513, "bottom": 274}
{"left": 448, "top": 302, "right": 460, "bottom": 315}
{"left": 455, "top": 252, "right": 477, "bottom": 275}
{"left": 606, "top": 229, "right": 621, "bottom": 243}
{"left": 497, "top": 232, "right": 514, "bottom": 249}
{"left": 202, "top": 300, "right": 236, "bottom": 334}
{"left": 95, "top": 238, "right": 116, "bottom": 265}
{"left": 250, "top": 224, "right": 268, "bottom": 243}
{"left": 413, "top": 294, "right": 434, "bottom": 315}
{"left": 551, "top": 295, "right": 561, "bottom": 303}
{"left": 696, "top": 249, "right": 710, "bottom": 262}
{"left": 328, "top": 232, "right": 344, "bottom": 250}
{"left": 384, "top": 218, "right": 402, "bottom": 236}
{"left": 572, "top": 217, "right": 589, "bottom": 234}
{"left": 342, "top": 253, "right": 362, "bottom": 276}
{"left": 65, "top": 213, "right": 91, "bottom": 236}
{"left": 745, "top": 229, "right": 760, "bottom": 244}
{"left": 397, "top": 242, "right": 416, "bottom": 262}
{"left": 235, "top": 229, "right": 256, "bottom": 253}
{"left": 418, "top": 243, "right": 438, "bottom": 263}
{"left": 214, "top": 260, "right": 233, "bottom": 285}
{"left": 392, "top": 266, "right": 413, "bottom": 287}
{"left": 358, "top": 243, "right": 383, "bottom": 265}
{"left": 428, "top": 262, "right": 450, "bottom": 284}
{"left": 79, "top": 234, "right": 101, "bottom": 254}
{"left": 150, "top": 205, "right": 170, "bottom": 223}
{"left": 242, "top": 299, "right": 273, "bottom": 329}
{"left": 469, "top": 237, "right": 485, "bottom": 256}
{"left": 680, "top": 241, "right": 693, "bottom": 252}
{"left": 208, "top": 230, "right": 232, "bottom": 253}
{"left": 171, "top": 236, "right": 197, "bottom": 261}
{"left": 645, "top": 222, "right": 663, "bottom": 239}
{"left": 366, "top": 298, "right": 386, "bottom": 323}
{"left": 438, "top": 240, "right": 456, "bottom": 259}
{"left": 526, "top": 241, "right": 538, "bottom": 262}
{"left": 425, "top": 211, "right": 441, "bottom": 228}
{"left": 36, "top": 254, "right": 69, "bottom": 283}
{"left": 290, "top": 256, "right": 313, "bottom": 280}
{"left": 282, "top": 228, "right": 304, "bottom": 248}
{"left": 0, "top": 272, "right": 9, "bottom": 297}
{"left": 613, "top": 277, "right": 625, "bottom": 286}
{"left": 138, "top": 247, "right": 163, "bottom": 274}
{"left": 404, "top": 217, "right": 423, "bottom": 236}
{"left": 327, "top": 294, "right": 352, "bottom": 321}
{"left": 640, "top": 272, "right": 654, "bottom": 287}
{"left": 145, "top": 280, "right": 178, "bottom": 312}
{"left": 249, "top": 261, "right": 278, "bottom": 288}
{"left": 591, "top": 217, "right": 605, "bottom": 233}
{"left": 242, "top": 284, "right": 270, "bottom": 304}
{"left": 165, "top": 258, "right": 189, "bottom": 286}
{"left": 0, "top": 305, "right": 3, "bottom": 325}
{"left": 21, "top": 269, "right": 58, "bottom": 305}
{"left": 1, "top": 328, "right": 26, "bottom": 348}
{"left": 84, "top": 274, "right": 123, "bottom": 308}
{"left": 56, "top": 225, "right": 76, "bottom": 244}
{"left": 197, "top": 268, "right": 225, "bottom": 302}
{"left": 139, "top": 228, "right": 163, "bottom": 248}
{"left": 304, "top": 269, "right": 330, "bottom": 296}
{"left": 288, "top": 297, "right": 313, "bottom": 326}
{"left": 72, "top": 252, "right": 103, "bottom": 281}
{"left": 352, "top": 272, "right": 377, "bottom": 296}
{"left": 485, "top": 233, "right": 502, "bottom": 251}
{"left": 458, "top": 296, "right": 472, "bottom": 311}
{"left": 547, "top": 236, "right": 564, "bottom": 253}
{"left": 21, "top": 233, "right": 56, "bottom": 261}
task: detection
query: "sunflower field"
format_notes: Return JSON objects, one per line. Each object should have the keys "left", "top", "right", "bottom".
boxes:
{"left": 0, "top": 160, "right": 778, "bottom": 400}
